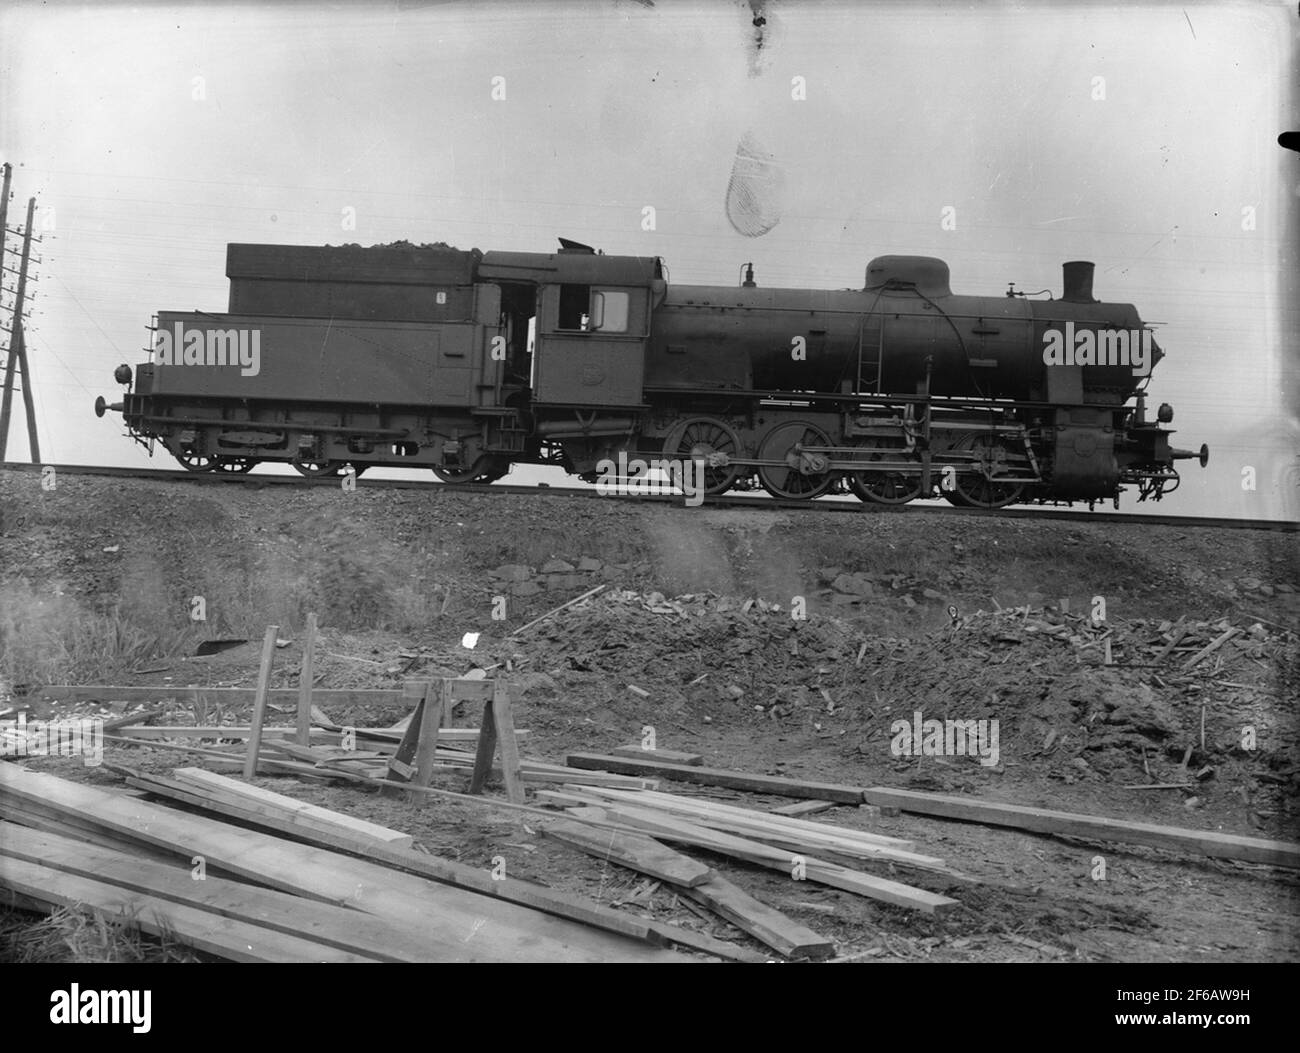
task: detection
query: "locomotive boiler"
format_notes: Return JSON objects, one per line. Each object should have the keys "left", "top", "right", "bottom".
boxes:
{"left": 95, "top": 238, "right": 1207, "bottom": 508}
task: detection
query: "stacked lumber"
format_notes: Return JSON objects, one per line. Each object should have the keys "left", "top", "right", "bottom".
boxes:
{"left": 530, "top": 777, "right": 969, "bottom": 958}
{"left": 540, "top": 815, "right": 836, "bottom": 960}
{"left": 0, "top": 763, "right": 693, "bottom": 963}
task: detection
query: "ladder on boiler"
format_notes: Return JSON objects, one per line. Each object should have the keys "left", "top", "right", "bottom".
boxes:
{"left": 856, "top": 318, "right": 884, "bottom": 395}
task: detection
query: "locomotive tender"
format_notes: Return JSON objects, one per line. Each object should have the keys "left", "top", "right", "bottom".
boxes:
{"left": 96, "top": 239, "right": 1207, "bottom": 508}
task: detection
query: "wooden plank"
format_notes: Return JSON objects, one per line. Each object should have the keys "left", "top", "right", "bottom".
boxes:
{"left": 132, "top": 737, "right": 650, "bottom": 788}
{"left": 507, "top": 583, "right": 606, "bottom": 637}
{"left": 771, "top": 800, "right": 837, "bottom": 817}
{"left": 32, "top": 685, "right": 407, "bottom": 706}
{"left": 382, "top": 682, "right": 427, "bottom": 796}
{"left": 0, "top": 799, "right": 175, "bottom": 861}
{"left": 252, "top": 740, "right": 356, "bottom": 764}
{"left": 859, "top": 787, "right": 1300, "bottom": 868}
{"left": 296, "top": 613, "right": 317, "bottom": 746}
{"left": 596, "top": 787, "right": 917, "bottom": 850}
{"left": 107, "top": 725, "right": 509, "bottom": 743}
{"left": 100, "top": 705, "right": 169, "bottom": 733}
{"left": 0, "top": 852, "right": 379, "bottom": 963}
{"left": 410, "top": 680, "right": 446, "bottom": 792}
{"left": 555, "top": 800, "right": 959, "bottom": 914}
{"left": 543, "top": 819, "right": 714, "bottom": 887}
{"left": 0, "top": 822, "right": 434, "bottom": 962}
{"left": 243, "top": 626, "right": 279, "bottom": 778}
{"left": 566, "top": 752, "right": 865, "bottom": 803}
{"left": 1182, "top": 627, "right": 1241, "bottom": 670}
{"left": 644, "top": 920, "right": 769, "bottom": 963}
{"left": 0, "top": 764, "right": 690, "bottom": 962}
{"left": 490, "top": 682, "right": 525, "bottom": 804}
{"left": 612, "top": 745, "right": 704, "bottom": 766}
{"left": 170, "top": 768, "right": 414, "bottom": 847}
{"left": 442, "top": 678, "right": 498, "bottom": 702}
{"left": 1152, "top": 622, "right": 1188, "bottom": 665}
{"left": 438, "top": 751, "right": 652, "bottom": 786}
{"left": 469, "top": 694, "right": 499, "bottom": 796}
{"left": 678, "top": 872, "right": 835, "bottom": 961}
{"left": 573, "top": 788, "right": 944, "bottom": 870}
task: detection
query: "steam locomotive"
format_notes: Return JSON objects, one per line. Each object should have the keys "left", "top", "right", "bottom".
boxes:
{"left": 95, "top": 238, "right": 1207, "bottom": 508}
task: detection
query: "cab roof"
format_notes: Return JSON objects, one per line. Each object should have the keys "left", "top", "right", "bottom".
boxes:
{"left": 477, "top": 250, "right": 662, "bottom": 285}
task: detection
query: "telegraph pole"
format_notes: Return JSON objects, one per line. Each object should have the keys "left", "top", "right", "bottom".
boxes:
{"left": 0, "top": 196, "right": 38, "bottom": 462}
{"left": 0, "top": 163, "right": 11, "bottom": 279}
{"left": 0, "top": 163, "right": 11, "bottom": 456}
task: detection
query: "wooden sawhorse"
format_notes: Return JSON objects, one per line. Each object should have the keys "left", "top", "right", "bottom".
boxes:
{"left": 381, "top": 676, "right": 524, "bottom": 803}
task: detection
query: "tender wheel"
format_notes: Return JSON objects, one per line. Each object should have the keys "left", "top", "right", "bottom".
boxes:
{"left": 757, "top": 421, "right": 834, "bottom": 500}
{"left": 214, "top": 457, "right": 257, "bottom": 473}
{"left": 175, "top": 451, "right": 217, "bottom": 472}
{"left": 663, "top": 417, "right": 743, "bottom": 496}
{"left": 292, "top": 458, "right": 343, "bottom": 477}
{"left": 948, "top": 437, "right": 1025, "bottom": 509}
{"left": 847, "top": 440, "right": 921, "bottom": 505}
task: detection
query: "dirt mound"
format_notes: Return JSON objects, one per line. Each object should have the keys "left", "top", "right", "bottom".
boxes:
{"left": 510, "top": 588, "right": 867, "bottom": 723}
{"left": 851, "top": 604, "right": 1299, "bottom": 817}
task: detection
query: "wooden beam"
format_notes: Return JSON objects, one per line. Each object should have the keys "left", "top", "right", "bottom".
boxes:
{"left": 771, "top": 801, "right": 837, "bottom": 817}
{"left": 99, "top": 705, "right": 169, "bottom": 733}
{"left": 643, "top": 920, "right": 769, "bottom": 963}
{"left": 410, "top": 680, "right": 446, "bottom": 794}
{"left": 296, "top": 613, "right": 317, "bottom": 746}
{"left": 381, "top": 681, "right": 427, "bottom": 795}
{"left": 573, "top": 787, "right": 946, "bottom": 871}
{"left": 566, "top": 752, "right": 865, "bottom": 804}
{"left": 490, "top": 681, "right": 524, "bottom": 804}
{"left": 0, "top": 822, "right": 435, "bottom": 962}
{"left": 440, "top": 752, "right": 651, "bottom": 786}
{"left": 170, "top": 768, "right": 413, "bottom": 848}
{"left": 599, "top": 787, "right": 916, "bottom": 849}
{"left": 109, "top": 725, "right": 513, "bottom": 743}
{"left": 1182, "top": 627, "right": 1242, "bottom": 671}
{"left": 543, "top": 820, "right": 714, "bottom": 887}
{"left": 611, "top": 745, "right": 704, "bottom": 766}
{"left": 33, "top": 685, "right": 408, "bottom": 706}
{"left": 678, "top": 873, "right": 835, "bottom": 961}
{"left": 1152, "top": 622, "right": 1188, "bottom": 665}
{"left": 243, "top": 626, "right": 279, "bottom": 778}
{"left": 0, "top": 799, "right": 175, "bottom": 862}
{"left": 0, "top": 849, "right": 379, "bottom": 963}
{"left": 508, "top": 583, "right": 605, "bottom": 637}
{"left": 859, "top": 787, "right": 1300, "bottom": 868}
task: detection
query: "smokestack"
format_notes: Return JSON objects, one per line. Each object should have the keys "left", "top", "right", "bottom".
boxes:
{"left": 1062, "top": 261, "right": 1096, "bottom": 303}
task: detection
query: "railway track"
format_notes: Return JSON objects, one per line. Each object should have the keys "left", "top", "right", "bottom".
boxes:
{"left": 3, "top": 460, "right": 1296, "bottom": 533}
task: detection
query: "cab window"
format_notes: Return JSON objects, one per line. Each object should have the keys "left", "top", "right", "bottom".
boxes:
{"left": 556, "top": 286, "right": 630, "bottom": 333}
{"left": 558, "top": 284, "right": 590, "bottom": 330}
{"left": 591, "top": 291, "right": 629, "bottom": 333}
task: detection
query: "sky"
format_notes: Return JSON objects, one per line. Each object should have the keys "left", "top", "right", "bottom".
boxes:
{"left": 0, "top": 0, "right": 1295, "bottom": 518}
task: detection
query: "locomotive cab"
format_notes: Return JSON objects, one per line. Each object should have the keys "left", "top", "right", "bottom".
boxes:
{"left": 478, "top": 244, "right": 663, "bottom": 409}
